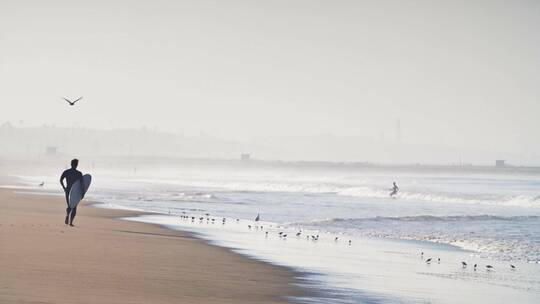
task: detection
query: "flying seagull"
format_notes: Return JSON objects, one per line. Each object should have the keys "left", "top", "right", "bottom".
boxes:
{"left": 62, "top": 96, "right": 83, "bottom": 106}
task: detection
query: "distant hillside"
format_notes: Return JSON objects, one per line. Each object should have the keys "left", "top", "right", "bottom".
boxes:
{"left": 1, "top": 124, "right": 537, "bottom": 166}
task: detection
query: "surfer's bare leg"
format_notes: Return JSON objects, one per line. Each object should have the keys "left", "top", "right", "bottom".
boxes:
{"left": 69, "top": 207, "right": 77, "bottom": 226}
{"left": 65, "top": 192, "right": 70, "bottom": 225}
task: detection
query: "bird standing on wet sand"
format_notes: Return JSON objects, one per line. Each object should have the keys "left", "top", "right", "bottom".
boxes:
{"left": 486, "top": 265, "right": 494, "bottom": 270}
{"left": 462, "top": 261, "right": 467, "bottom": 267}
{"left": 62, "top": 96, "right": 83, "bottom": 106}
{"left": 425, "top": 258, "right": 432, "bottom": 264}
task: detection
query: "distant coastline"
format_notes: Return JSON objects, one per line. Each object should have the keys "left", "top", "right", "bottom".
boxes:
{"left": 3, "top": 154, "right": 539, "bottom": 176}
{"left": 2, "top": 124, "right": 537, "bottom": 166}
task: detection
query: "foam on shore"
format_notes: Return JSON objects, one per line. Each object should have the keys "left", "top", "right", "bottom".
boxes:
{"left": 121, "top": 212, "right": 540, "bottom": 304}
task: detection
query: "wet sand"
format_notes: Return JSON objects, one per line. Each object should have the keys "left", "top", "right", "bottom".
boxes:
{"left": 0, "top": 186, "right": 305, "bottom": 304}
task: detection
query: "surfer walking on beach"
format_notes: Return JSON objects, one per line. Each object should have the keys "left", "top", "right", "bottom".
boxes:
{"left": 60, "top": 159, "right": 84, "bottom": 226}
{"left": 390, "top": 182, "right": 399, "bottom": 197}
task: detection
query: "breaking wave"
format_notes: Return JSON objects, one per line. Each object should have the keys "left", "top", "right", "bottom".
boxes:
{"left": 294, "top": 215, "right": 540, "bottom": 262}
{"left": 300, "top": 215, "right": 540, "bottom": 225}
{"left": 157, "top": 179, "right": 540, "bottom": 208}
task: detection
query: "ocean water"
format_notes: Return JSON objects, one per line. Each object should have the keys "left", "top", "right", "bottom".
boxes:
{"left": 83, "top": 164, "right": 540, "bottom": 262}
{"left": 15, "top": 162, "right": 540, "bottom": 302}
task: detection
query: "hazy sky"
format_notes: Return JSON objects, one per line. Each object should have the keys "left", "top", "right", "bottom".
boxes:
{"left": 1, "top": 0, "right": 539, "bottom": 156}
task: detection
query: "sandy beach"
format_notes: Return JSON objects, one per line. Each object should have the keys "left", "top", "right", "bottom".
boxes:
{"left": 0, "top": 184, "right": 305, "bottom": 304}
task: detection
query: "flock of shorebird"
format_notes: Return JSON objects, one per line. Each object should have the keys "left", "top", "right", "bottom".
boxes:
{"left": 420, "top": 251, "right": 516, "bottom": 271}
{"left": 177, "top": 212, "right": 353, "bottom": 245}
{"left": 178, "top": 211, "right": 518, "bottom": 272}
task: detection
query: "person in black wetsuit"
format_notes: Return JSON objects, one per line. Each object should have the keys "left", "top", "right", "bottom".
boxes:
{"left": 390, "top": 182, "right": 399, "bottom": 197}
{"left": 60, "top": 159, "right": 85, "bottom": 226}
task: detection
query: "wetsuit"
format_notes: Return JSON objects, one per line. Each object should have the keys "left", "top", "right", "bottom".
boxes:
{"left": 60, "top": 168, "right": 84, "bottom": 224}
{"left": 390, "top": 184, "right": 399, "bottom": 196}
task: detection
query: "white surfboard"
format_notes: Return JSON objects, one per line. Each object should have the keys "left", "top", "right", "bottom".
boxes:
{"left": 68, "top": 174, "right": 92, "bottom": 208}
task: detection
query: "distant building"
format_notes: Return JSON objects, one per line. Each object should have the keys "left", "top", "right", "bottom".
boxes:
{"left": 241, "top": 153, "right": 251, "bottom": 161}
{"left": 1, "top": 121, "right": 13, "bottom": 129}
{"left": 495, "top": 160, "right": 506, "bottom": 167}
{"left": 46, "top": 146, "right": 58, "bottom": 156}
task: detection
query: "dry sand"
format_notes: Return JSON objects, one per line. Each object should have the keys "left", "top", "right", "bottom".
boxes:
{"left": 0, "top": 186, "right": 305, "bottom": 304}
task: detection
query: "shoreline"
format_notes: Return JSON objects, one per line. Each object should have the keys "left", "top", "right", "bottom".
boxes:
{"left": 4, "top": 172, "right": 540, "bottom": 303}
{"left": 0, "top": 184, "right": 309, "bottom": 303}
{"left": 121, "top": 212, "right": 540, "bottom": 303}
{"left": 8, "top": 189, "right": 486, "bottom": 261}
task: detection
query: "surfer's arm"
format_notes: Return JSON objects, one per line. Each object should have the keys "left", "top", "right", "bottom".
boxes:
{"left": 59, "top": 173, "right": 67, "bottom": 192}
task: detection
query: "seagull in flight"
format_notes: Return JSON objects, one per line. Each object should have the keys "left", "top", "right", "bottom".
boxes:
{"left": 62, "top": 96, "right": 83, "bottom": 106}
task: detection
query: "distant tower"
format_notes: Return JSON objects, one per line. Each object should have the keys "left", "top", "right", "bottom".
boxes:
{"left": 395, "top": 118, "right": 401, "bottom": 143}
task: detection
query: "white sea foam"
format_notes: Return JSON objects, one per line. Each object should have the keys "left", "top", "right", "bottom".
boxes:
{"left": 128, "top": 176, "right": 540, "bottom": 208}
{"left": 123, "top": 213, "right": 540, "bottom": 304}
{"left": 294, "top": 215, "right": 540, "bottom": 262}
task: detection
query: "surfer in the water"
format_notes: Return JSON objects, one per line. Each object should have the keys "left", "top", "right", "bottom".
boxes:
{"left": 390, "top": 182, "right": 399, "bottom": 197}
{"left": 60, "top": 159, "right": 84, "bottom": 226}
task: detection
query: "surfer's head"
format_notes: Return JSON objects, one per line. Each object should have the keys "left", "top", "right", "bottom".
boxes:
{"left": 71, "top": 159, "right": 79, "bottom": 169}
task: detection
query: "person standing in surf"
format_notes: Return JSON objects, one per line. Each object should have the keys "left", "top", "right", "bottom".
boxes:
{"left": 60, "top": 159, "right": 85, "bottom": 226}
{"left": 390, "top": 182, "right": 399, "bottom": 197}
